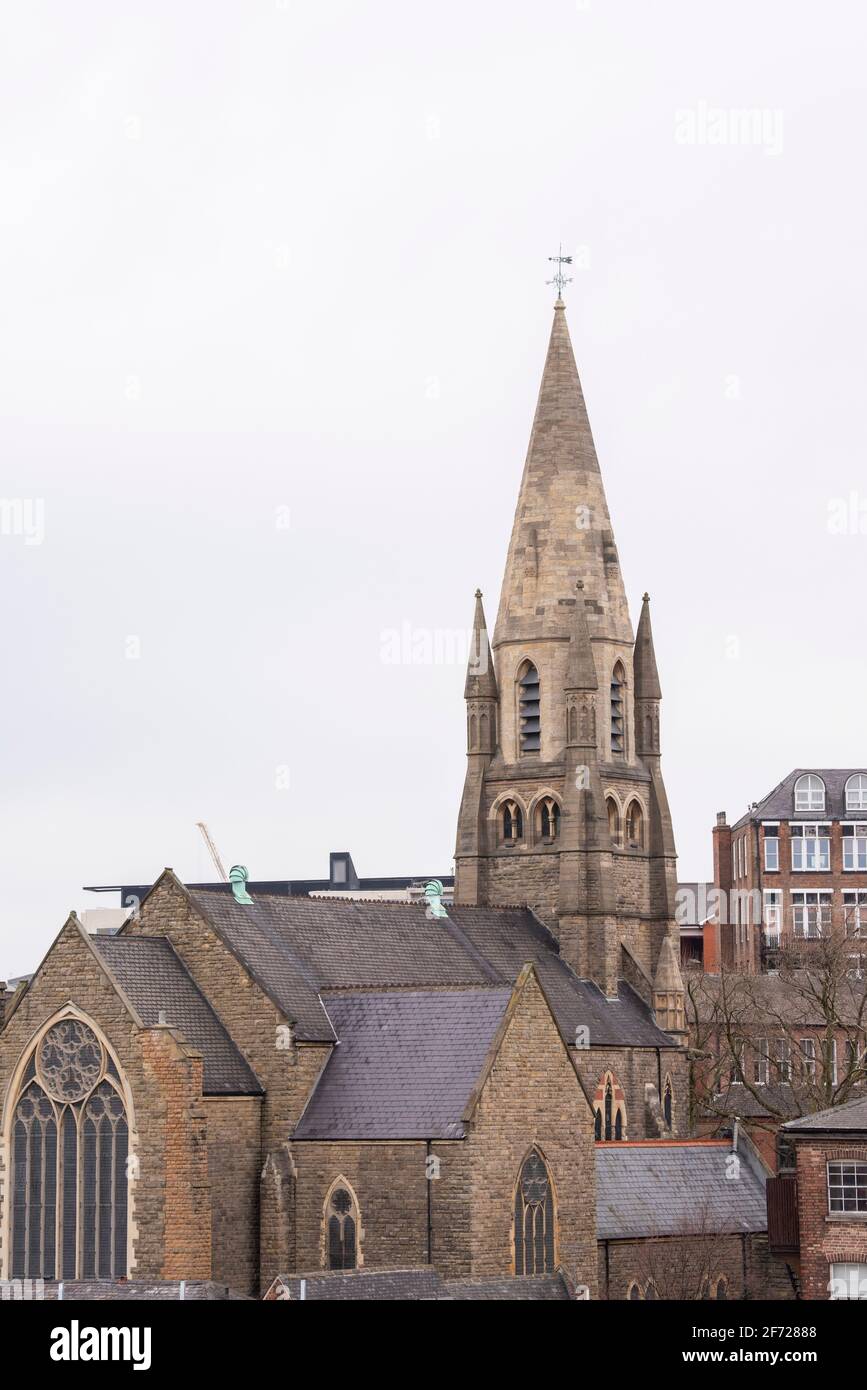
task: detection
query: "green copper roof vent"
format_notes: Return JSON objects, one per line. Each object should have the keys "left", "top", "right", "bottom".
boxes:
{"left": 423, "top": 880, "right": 448, "bottom": 920}
{"left": 229, "top": 865, "right": 254, "bottom": 905}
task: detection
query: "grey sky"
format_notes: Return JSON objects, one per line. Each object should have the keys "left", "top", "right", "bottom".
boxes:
{"left": 2, "top": 0, "right": 866, "bottom": 976}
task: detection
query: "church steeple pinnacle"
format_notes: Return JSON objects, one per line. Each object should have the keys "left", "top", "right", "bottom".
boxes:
{"left": 634, "top": 593, "right": 662, "bottom": 701}
{"left": 464, "top": 589, "right": 498, "bottom": 700}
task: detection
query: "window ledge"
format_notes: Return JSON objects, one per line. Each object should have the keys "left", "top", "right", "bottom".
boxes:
{"left": 826, "top": 1213, "right": 867, "bottom": 1224}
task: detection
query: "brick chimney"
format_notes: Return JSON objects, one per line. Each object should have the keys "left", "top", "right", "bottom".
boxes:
{"left": 707, "top": 811, "right": 732, "bottom": 972}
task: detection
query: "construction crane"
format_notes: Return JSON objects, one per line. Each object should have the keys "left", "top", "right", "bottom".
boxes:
{"left": 195, "top": 822, "right": 229, "bottom": 883}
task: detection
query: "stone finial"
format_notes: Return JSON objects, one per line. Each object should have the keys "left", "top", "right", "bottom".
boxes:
{"left": 229, "top": 865, "right": 254, "bottom": 905}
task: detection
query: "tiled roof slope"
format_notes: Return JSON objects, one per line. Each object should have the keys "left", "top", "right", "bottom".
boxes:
{"left": 733, "top": 768, "right": 867, "bottom": 829}
{"left": 93, "top": 936, "right": 262, "bottom": 1096}
{"left": 293, "top": 989, "right": 512, "bottom": 1139}
{"left": 188, "top": 890, "right": 672, "bottom": 1048}
{"left": 266, "top": 1269, "right": 573, "bottom": 1301}
{"left": 784, "top": 1093, "right": 867, "bottom": 1133}
{"left": 595, "top": 1141, "right": 768, "bottom": 1239}
{"left": 37, "top": 1281, "right": 250, "bottom": 1300}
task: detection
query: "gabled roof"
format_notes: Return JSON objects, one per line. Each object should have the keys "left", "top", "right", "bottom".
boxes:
{"left": 595, "top": 1140, "right": 768, "bottom": 1239}
{"left": 784, "top": 1093, "right": 867, "bottom": 1134}
{"left": 733, "top": 768, "right": 867, "bottom": 828}
{"left": 184, "top": 888, "right": 673, "bottom": 1048}
{"left": 293, "top": 988, "right": 513, "bottom": 1139}
{"left": 92, "top": 936, "right": 262, "bottom": 1096}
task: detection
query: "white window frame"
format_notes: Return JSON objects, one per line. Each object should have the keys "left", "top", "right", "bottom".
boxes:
{"left": 791, "top": 823, "right": 831, "bottom": 872}
{"left": 764, "top": 831, "right": 779, "bottom": 872}
{"left": 800, "top": 1037, "right": 816, "bottom": 1078}
{"left": 828, "top": 1161, "right": 867, "bottom": 1214}
{"left": 794, "top": 774, "right": 826, "bottom": 813}
{"left": 830, "top": 1263, "right": 867, "bottom": 1300}
{"left": 755, "top": 1038, "right": 769, "bottom": 1086}
{"left": 763, "top": 889, "right": 782, "bottom": 946}
{"left": 846, "top": 774, "right": 867, "bottom": 813}
{"left": 791, "top": 890, "right": 832, "bottom": 938}
{"left": 843, "top": 890, "right": 867, "bottom": 937}
{"left": 843, "top": 824, "right": 867, "bottom": 872}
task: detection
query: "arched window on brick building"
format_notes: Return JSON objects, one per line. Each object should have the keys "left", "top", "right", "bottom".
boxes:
{"left": 325, "top": 1180, "right": 360, "bottom": 1270}
{"left": 7, "top": 1015, "right": 130, "bottom": 1281}
{"left": 513, "top": 1149, "right": 556, "bottom": 1275}
{"left": 593, "top": 1071, "right": 627, "bottom": 1142}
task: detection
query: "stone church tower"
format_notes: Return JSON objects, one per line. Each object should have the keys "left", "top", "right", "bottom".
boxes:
{"left": 455, "top": 297, "right": 683, "bottom": 1024}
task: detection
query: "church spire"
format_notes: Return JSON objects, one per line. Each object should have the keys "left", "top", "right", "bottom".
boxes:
{"left": 493, "top": 300, "right": 632, "bottom": 653}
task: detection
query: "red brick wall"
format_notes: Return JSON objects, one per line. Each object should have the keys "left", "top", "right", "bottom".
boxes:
{"left": 795, "top": 1136, "right": 867, "bottom": 1299}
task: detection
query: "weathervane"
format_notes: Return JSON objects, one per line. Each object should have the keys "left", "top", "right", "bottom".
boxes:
{"left": 547, "top": 244, "right": 573, "bottom": 299}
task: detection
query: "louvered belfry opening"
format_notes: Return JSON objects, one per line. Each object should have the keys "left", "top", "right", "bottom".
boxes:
{"left": 513, "top": 1150, "right": 555, "bottom": 1275}
{"left": 9, "top": 1019, "right": 129, "bottom": 1281}
{"left": 610, "top": 662, "right": 626, "bottom": 758}
{"left": 518, "top": 663, "right": 541, "bottom": 755}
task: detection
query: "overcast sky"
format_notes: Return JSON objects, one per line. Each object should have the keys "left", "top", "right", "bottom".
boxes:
{"left": 2, "top": 0, "right": 866, "bottom": 976}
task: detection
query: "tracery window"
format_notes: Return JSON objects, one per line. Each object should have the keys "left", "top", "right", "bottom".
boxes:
{"left": 9, "top": 1018, "right": 129, "bottom": 1281}
{"left": 326, "top": 1183, "right": 359, "bottom": 1269}
{"left": 513, "top": 1150, "right": 556, "bottom": 1275}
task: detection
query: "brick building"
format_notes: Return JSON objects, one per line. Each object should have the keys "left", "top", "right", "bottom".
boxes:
{"left": 0, "top": 297, "right": 786, "bottom": 1298}
{"left": 709, "top": 769, "right": 867, "bottom": 974}
{"left": 767, "top": 1095, "right": 867, "bottom": 1298}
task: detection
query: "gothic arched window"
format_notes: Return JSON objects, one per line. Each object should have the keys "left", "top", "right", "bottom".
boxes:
{"left": 537, "top": 796, "right": 561, "bottom": 842}
{"left": 610, "top": 662, "right": 626, "bottom": 759}
{"left": 502, "top": 799, "right": 524, "bottom": 845}
{"left": 595, "top": 1071, "right": 626, "bottom": 1142}
{"left": 326, "top": 1182, "right": 359, "bottom": 1270}
{"left": 715, "top": 1276, "right": 728, "bottom": 1300}
{"left": 517, "top": 662, "right": 541, "bottom": 755}
{"left": 625, "top": 799, "right": 644, "bottom": 849}
{"left": 513, "top": 1150, "right": 556, "bottom": 1275}
{"left": 607, "top": 797, "right": 621, "bottom": 847}
{"left": 663, "top": 1076, "right": 673, "bottom": 1130}
{"left": 9, "top": 1017, "right": 129, "bottom": 1281}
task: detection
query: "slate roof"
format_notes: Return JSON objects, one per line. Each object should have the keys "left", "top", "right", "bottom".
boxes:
{"left": 265, "top": 1269, "right": 574, "bottom": 1301}
{"left": 732, "top": 768, "right": 867, "bottom": 829}
{"left": 293, "top": 989, "right": 512, "bottom": 1139}
{"left": 92, "top": 936, "right": 262, "bottom": 1096}
{"left": 784, "top": 1093, "right": 867, "bottom": 1133}
{"left": 595, "top": 1141, "right": 768, "bottom": 1239}
{"left": 186, "top": 889, "right": 672, "bottom": 1049}
{"left": 34, "top": 1281, "right": 249, "bottom": 1300}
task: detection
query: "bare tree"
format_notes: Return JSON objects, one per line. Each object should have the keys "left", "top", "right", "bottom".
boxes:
{"left": 687, "top": 934, "right": 867, "bottom": 1139}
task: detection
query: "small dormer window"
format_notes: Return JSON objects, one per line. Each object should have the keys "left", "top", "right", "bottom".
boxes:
{"left": 610, "top": 663, "right": 626, "bottom": 759}
{"left": 794, "top": 774, "right": 825, "bottom": 812}
{"left": 518, "top": 662, "right": 541, "bottom": 755}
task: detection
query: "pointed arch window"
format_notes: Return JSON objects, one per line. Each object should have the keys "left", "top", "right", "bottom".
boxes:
{"left": 607, "top": 797, "right": 621, "bottom": 847}
{"left": 610, "top": 662, "right": 626, "bottom": 759}
{"left": 518, "top": 662, "right": 541, "bottom": 755}
{"left": 514, "top": 1150, "right": 556, "bottom": 1275}
{"left": 625, "top": 799, "right": 644, "bottom": 849}
{"left": 595, "top": 1071, "right": 627, "bottom": 1142}
{"left": 326, "top": 1183, "right": 359, "bottom": 1270}
{"left": 9, "top": 1017, "right": 129, "bottom": 1281}
{"left": 663, "top": 1076, "right": 673, "bottom": 1130}
{"left": 501, "top": 799, "right": 524, "bottom": 845}
{"left": 536, "top": 796, "right": 561, "bottom": 842}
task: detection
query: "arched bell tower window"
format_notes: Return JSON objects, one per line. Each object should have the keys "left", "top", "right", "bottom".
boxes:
{"left": 536, "top": 796, "right": 561, "bottom": 842}
{"left": 625, "top": 799, "right": 644, "bottom": 849}
{"left": 513, "top": 1149, "right": 556, "bottom": 1275}
{"left": 501, "top": 799, "right": 524, "bottom": 845}
{"left": 607, "top": 796, "right": 621, "bottom": 847}
{"left": 7, "top": 1016, "right": 129, "bottom": 1281}
{"left": 325, "top": 1180, "right": 360, "bottom": 1270}
{"left": 517, "top": 662, "right": 541, "bottom": 756}
{"left": 610, "top": 662, "right": 626, "bottom": 759}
